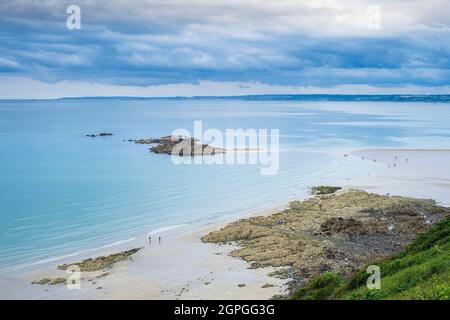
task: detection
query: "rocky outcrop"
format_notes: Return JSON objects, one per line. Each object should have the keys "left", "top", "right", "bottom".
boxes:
{"left": 202, "top": 189, "right": 450, "bottom": 291}
{"left": 132, "top": 138, "right": 160, "bottom": 144}
{"left": 57, "top": 248, "right": 141, "bottom": 272}
{"left": 129, "top": 135, "right": 225, "bottom": 156}
{"left": 31, "top": 249, "right": 141, "bottom": 286}
{"left": 31, "top": 277, "right": 66, "bottom": 285}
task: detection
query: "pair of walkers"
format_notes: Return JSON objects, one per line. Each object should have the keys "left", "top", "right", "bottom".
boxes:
{"left": 148, "top": 236, "right": 161, "bottom": 245}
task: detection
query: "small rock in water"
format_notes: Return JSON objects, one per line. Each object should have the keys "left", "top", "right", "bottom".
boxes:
{"left": 86, "top": 132, "right": 113, "bottom": 137}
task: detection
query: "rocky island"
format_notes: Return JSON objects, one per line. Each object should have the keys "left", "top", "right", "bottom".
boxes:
{"left": 129, "top": 135, "right": 225, "bottom": 156}
{"left": 202, "top": 188, "right": 450, "bottom": 298}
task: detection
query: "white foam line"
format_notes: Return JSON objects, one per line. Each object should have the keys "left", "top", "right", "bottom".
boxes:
{"left": 147, "top": 224, "right": 188, "bottom": 236}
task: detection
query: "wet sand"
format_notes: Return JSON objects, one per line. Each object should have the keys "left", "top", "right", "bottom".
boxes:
{"left": 349, "top": 148, "right": 450, "bottom": 206}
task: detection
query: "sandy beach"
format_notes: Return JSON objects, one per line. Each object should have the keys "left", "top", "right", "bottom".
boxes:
{"left": 1, "top": 148, "right": 449, "bottom": 300}
{"left": 0, "top": 205, "right": 290, "bottom": 300}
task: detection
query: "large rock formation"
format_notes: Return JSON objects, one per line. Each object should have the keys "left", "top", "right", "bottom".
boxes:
{"left": 130, "top": 135, "right": 225, "bottom": 156}
{"left": 202, "top": 189, "right": 450, "bottom": 290}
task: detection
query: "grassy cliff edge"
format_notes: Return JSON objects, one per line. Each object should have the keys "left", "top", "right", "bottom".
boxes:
{"left": 293, "top": 216, "right": 450, "bottom": 300}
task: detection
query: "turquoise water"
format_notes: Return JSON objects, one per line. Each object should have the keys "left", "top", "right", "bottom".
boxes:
{"left": 0, "top": 99, "right": 449, "bottom": 272}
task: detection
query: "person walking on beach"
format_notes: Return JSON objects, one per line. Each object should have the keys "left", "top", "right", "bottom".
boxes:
{"left": 149, "top": 236, "right": 151, "bottom": 245}
{"left": 159, "top": 236, "right": 161, "bottom": 245}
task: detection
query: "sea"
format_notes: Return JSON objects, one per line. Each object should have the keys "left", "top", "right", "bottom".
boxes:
{"left": 1, "top": 96, "right": 449, "bottom": 273}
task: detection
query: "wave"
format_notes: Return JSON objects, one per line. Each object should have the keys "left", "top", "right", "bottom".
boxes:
{"left": 147, "top": 224, "right": 189, "bottom": 236}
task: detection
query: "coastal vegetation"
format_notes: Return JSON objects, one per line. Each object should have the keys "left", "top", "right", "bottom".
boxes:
{"left": 293, "top": 215, "right": 450, "bottom": 300}
{"left": 310, "top": 186, "right": 342, "bottom": 195}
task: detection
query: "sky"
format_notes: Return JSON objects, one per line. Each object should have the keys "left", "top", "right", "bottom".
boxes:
{"left": 0, "top": 0, "right": 449, "bottom": 98}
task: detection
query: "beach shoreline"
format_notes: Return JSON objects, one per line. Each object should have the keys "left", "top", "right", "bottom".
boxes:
{"left": 0, "top": 203, "right": 291, "bottom": 300}
{"left": 1, "top": 148, "right": 450, "bottom": 299}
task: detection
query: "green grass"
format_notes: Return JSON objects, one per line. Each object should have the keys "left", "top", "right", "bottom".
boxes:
{"left": 292, "top": 272, "right": 343, "bottom": 300}
{"left": 292, "top": 216, "right": 450, "bottom": 300}
{"left": 310, "top": 186, "right": 342, "bottom": 195}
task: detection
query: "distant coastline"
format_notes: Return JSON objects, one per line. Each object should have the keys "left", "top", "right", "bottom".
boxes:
{"left": 1, "top": 94, "right": 450, "bottom": 103}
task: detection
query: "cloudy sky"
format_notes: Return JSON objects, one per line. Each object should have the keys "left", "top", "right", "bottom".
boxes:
{"left": 0, "top": 0, "right": 449, "bottom": 98}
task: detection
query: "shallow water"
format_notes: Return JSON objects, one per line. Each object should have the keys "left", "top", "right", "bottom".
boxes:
{"left": 0, "top": 99, "right": 449, "bottom": 272}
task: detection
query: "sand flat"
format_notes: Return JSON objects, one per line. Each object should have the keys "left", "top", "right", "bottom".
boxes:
{"left": 349, "top": 148, "right": 450, "bottom": 206}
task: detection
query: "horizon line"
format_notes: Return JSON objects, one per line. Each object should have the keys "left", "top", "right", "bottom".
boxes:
{"left": 1, "top": 93, "right": 450, "bottom": 102}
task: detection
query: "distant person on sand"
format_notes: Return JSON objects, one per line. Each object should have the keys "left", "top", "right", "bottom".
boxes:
{"left": 159, "top": 236, "right": 161, "bottom": 244}
{"left": 149, "top": 236, "right": 151, "bottom": 245}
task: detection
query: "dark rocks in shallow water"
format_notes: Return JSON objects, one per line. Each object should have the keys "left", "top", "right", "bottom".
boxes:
{"left": 50, "top": 277, "right": 67, "bottom": 285}
{"left": 31, "top": 277, "right": 66, "bottom": 285}
{"left": 133, "top": 138, "right": 159, "bottom": 144}
{"left": 31, "top": 278, "right": 52, "bottom": 285}
{"left": 57, "top": 248, "right": 141, "bottom": 272}
{"left": 86, "top": 132, "right": 114, "bottom": 137}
